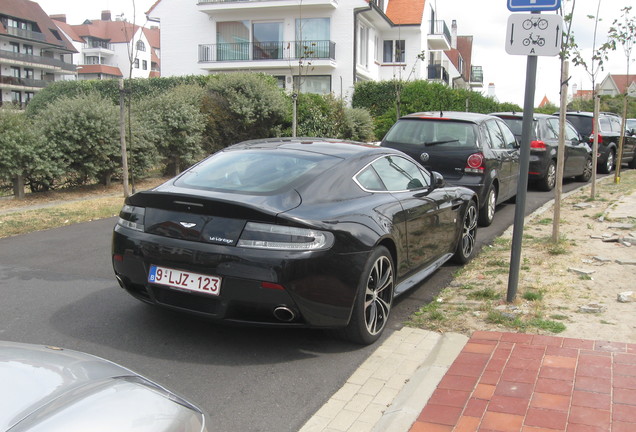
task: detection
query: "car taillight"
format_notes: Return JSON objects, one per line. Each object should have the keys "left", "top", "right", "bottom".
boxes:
{"left": 589, "top": 132, "right": 602, "bottom": 143}
{"left": 530, "top": 140, "right": 547, "bottom": 150}
{"left": 237, "top": 222, "right": 334, "bottom": 251}
{"left": 465, "top": 152, "right": 485, "bottom": 174}
{"left": 117, "top": 205, "right": 145, "bottom": 232}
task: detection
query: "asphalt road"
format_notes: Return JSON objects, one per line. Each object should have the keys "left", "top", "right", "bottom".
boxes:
{"left": 0, "top": 179, "right": 586, "bottom": 431}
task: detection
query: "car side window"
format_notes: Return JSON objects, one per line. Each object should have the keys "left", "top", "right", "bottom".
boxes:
{"left": 544, "top": 119, "right": 559, "bottom": 140}
{"left": 484, "top": 120, "right": 506, "bottom": 149}
{"left": 370, "top": 156, "right": 430, "bottom": 192}
{"left": 599, "top": 117, "right": 611, "bottom": 133}
{"left": 497, "top": 120, "right": 518, "bottom": 149}
{"left": 565, "top": 123, "right": 580, "bottom": 142}
{"left": 355, "top": 165, "right": 386, "bottom": 191}
{"left": 608, "top": 116, "right": 622, "bottom": 132}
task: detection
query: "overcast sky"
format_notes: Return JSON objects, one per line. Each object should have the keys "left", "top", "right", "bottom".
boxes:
{"left": 38, "top": 0, "right": 632, "bottom": 107}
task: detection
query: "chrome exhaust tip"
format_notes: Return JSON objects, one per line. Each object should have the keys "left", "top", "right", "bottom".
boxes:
{"left": 273, "top": 306, "right": 296, "bottom": 322}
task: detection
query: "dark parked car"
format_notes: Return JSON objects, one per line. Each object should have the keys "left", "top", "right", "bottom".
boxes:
{"left": 556, "top": 111, "right": 636, "bottom": 173}
{"left": 0, "top": 341, "right": 209, "bottom": 432}
{"left": 112, "top": 138, "right": 478, "bottom": 345}
{"left": 380, "top": 112, "right": 520, "bottom": 226}
{"left": 627, "top": 118, "right": 636, "bottom": 135}
{"left": 491, "top": 112, "right": 593, "bottom": 191}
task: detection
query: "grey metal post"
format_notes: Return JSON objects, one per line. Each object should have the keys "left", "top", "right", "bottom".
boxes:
{"left": 506, "top": 54, "right": 538, "bottom": 303}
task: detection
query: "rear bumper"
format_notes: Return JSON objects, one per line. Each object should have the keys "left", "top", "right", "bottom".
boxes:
{"left": 112, "top": 226, "right": 369, "bottom": 329}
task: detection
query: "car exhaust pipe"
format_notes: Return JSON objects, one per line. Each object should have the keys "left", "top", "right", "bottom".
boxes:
{"left": 115, "top": 275, "right": 126, "bottom": 289}
{"left": 273, "top": 306, "right": 296, "bottom": 322}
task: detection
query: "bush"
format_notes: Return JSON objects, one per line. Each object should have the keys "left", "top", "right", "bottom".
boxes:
{"left": 34, "top": 93, "right": 121, "bottom": 189}
{"left": 0, "top": 110, "right": 47, "bottom": 195}
{"left": 201, "top": 73, "right": 290, "bottom": 151}
{"left": 342, "top": 107, "right": 375, "bottom": 142}
{"left": 137, "top": 84, "right": 206, "bottom": 175}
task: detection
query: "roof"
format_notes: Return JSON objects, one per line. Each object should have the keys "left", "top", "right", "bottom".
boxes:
{"left": 608, "top": 74, "right": 636, "bottom": 94}
{"left": 445, "top": 35, "right": 473, "bottom": 79}
{"left": 78, "top": 64, "right": 123, "bottom": 77}
{"left": 143, "top": 27, "right": 160, "bottom": 49}
{"left": 70, "top": 19, "right": 140, "bottom": 43}
{"left": 53, "top": 19, "right": 83, "bottom": 43}
{"left": 538, "top": 95, "right": 551, "bottom": 108}
{"left": 0, "top": 0, "right": 77, "bottom": 52}
{"left": 385, "top": 0, "right": 426, "bottom": 25}
{"left": 146, "top": 0, "right": 162, "bottom": 15}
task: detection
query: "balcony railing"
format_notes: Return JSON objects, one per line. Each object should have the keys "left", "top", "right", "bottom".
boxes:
{"left": 0, "top": 75, "right": 49, "bottom": 89}
{"left": 199, "top": 40, "right": 335, "bottom": 62}
{"left": 0, "top": 49, "right": 76, "bottom": 72}
{"left": 5, "top": 26, "right": 47, "bottom": 43}
{"left": 83, "top": 41, "right": 114, "bottom": 51}
{"left": 427, "top": 64, "right": 449, "bottom": 85}
{"left": 427, "top": 20, "right": 451, "bottom": 50}
{"left": 470, "top": 65, "right": 483, "bottom": 84}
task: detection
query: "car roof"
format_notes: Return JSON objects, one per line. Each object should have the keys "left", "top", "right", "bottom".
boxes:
{"left": 226, "top": 137, "right": 404, "bottom": 160}
{"left": 400, "top": 111, "right": 496, "bottom": 123}
{"left": 490, "top": 112, "right": 555, "bottom": 120}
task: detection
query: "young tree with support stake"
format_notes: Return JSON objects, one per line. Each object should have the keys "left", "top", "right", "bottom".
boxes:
{"left": 603, "top": 6, "right": 634, "bottom": 185}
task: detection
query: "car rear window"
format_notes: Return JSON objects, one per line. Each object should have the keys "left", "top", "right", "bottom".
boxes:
{"left": 565, "top": 115, "right": 592, "bottom": 137}
{"left": 384, "top": 118, "right": 478, "bottom": 147}
{"left": 175, "top": 149, "right": 338, "bottom": 193}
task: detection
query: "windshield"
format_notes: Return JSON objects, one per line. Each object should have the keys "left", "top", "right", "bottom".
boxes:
{"left": 175, "top": 149, "right": 338, "bottom": 193}
{"left": 383, "top": 119, "right": 479, "bottom": 147}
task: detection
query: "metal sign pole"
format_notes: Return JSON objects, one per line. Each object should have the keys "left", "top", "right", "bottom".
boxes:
{"left": 506, "top": 53, "right": 538, "bottom": 303}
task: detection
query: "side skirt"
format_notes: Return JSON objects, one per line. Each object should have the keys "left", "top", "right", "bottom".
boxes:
{"left": 393, "top": 253, "right": 453, "bottom": 297}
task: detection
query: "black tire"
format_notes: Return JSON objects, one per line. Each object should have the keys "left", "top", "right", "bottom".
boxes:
{"left": 628, "top": 155, "right": 636, "bottom": 170}
{"left": 599, "top": 150, "right": 614, "bottom": 174}
{"left": 576, "top": 158, "right": 593, "bottom": 182}
{"left": 342, "top": 246, "right": 394, "bottom": 345}
{"left": 537, "top": 160, "right": 557, "bottom": 191}
{"left": 478, "top": 185, "right": 497, "bottom": 227}
{"left": 452, "top": 201, "right": 478, "bottom": 264}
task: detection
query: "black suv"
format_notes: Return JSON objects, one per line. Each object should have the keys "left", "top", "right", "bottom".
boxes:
{"left": 381, "top": 112, "right": 519, "bottom": 226}
{"left": 491, "top": 112, "right": 592, "bottom": 191}
{"left": 556, "top": 111, "right": 636, "bottom": 173}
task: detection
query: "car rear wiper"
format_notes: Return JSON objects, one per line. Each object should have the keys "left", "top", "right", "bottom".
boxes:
{"left": 425, "top": 139, "right": 459, "bottom": 146}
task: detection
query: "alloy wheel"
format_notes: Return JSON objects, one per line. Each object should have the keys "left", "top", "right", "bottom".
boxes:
{"left": 364, "top": 256, "right": 393, "bottom": 336}
{"left": 461, "top": 204, "right": 478, "bottom": 258}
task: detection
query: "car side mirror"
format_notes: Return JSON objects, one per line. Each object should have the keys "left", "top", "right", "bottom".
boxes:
{"left": 432, "top": 171, "right": 445, "bottom": 189}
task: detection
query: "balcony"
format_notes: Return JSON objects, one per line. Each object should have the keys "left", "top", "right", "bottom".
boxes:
{"left": 5, "top": 26, "right": 47, "bottom": 43}
{"left": 0, "top": 75, "right": 49, "bottom": 90}
{"left": 427, "top": 20, "right": 451, "bottom": 51}
{"left": 199, "top": 40, "right": 335, "bottom": 63}
{"left": 83, "top": 41, "right": 115, "bottom": 55}
{"left": 0, "top": 49, "right": 76, "bottom": 72}
{"left": 470, "top": 65, "right": 484, "bottom": 88}
{"left": 197, "top": 0, "right": 338, "bottom": 13}
{"left": 427, "top": 64, "right": 449, "bottom": 85}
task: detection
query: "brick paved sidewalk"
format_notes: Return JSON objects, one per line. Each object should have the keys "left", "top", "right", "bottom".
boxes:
{"left": 412, "top": 331, "right": 636, "bottom": 432}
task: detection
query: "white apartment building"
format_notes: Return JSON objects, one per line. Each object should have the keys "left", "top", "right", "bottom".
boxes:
{"left": 0, "top": 0, "right": 76, "bottom": 108}
{"left": 52, "top": 11, "right": 155, "bottom": 80}
{"left": 146, "top": 0, "right": 482, "bottom": 98}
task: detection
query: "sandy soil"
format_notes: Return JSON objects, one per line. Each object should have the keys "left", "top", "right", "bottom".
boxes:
{"left": 416, "top": 172, "right": 636, "bottom": 343}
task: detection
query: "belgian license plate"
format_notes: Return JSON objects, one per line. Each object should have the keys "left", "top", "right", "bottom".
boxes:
{"left": 148, "top": 265, "right": 221, "bottom": 296}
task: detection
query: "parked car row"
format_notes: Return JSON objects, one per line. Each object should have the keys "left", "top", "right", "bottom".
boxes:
{"left": 110, "top": 109, "right": 634, "bottom": 349}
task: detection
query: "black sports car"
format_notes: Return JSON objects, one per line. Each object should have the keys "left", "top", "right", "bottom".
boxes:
{"left": 112, "top": 138, "right": 477, "bottom": 344}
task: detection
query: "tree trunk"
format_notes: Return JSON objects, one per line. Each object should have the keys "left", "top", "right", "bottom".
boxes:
{"left": 13, "top": 174, "right": 25, "bottom": 199}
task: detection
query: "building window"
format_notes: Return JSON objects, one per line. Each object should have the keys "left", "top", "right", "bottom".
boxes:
{"left": 24, "top": 68, "right": 34, "bottom": 79}
{"left": 142, "top": 60, "right": 148, "bottom": 70}
{"left": 134, "top": 58, "right": 140, "bottom": 68}
{"left": 383, "top": 40, "right": 405, "bottom": 63}
{"left": 25, "top": 92, "right": 35, "bottom": 104}
{"left": 293, "top": 75, "right": 331, "bottom": 95}
{"left": 10, "top": 42, "right": 20, "bottom": 53}
{"left": 358, "top": 25, "right": 369, "bottom": 68}
{"left": 24, "top": 44, "right": 33, "bottom": 55}
{"left": 217, "top": 21, "right": 250, "bottom": 61}
{"left": 11, "top": 67, "right": 21, "bottom": 78}
{"left": 136, "top": 40, "right": 146, "bottom": 52}
{"left": 295, "top": 18, "right": 330, "bottom": 58}
{"left": 12, "top": 91, "right": 22, "bottom": 105}
{"left": 253, "top": 21, "right": 283, "bottom": 60}
{"left": 273, "top": 75, "right": 286, "bottom": 89}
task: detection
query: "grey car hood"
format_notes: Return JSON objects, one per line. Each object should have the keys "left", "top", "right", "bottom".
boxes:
{"left": 0, "top": 341, "right": 207, "bottom": 432}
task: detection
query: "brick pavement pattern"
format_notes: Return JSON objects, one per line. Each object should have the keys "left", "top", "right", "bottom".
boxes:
{"left": 412, "top": 331, "right": 636, "bottom": 432}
